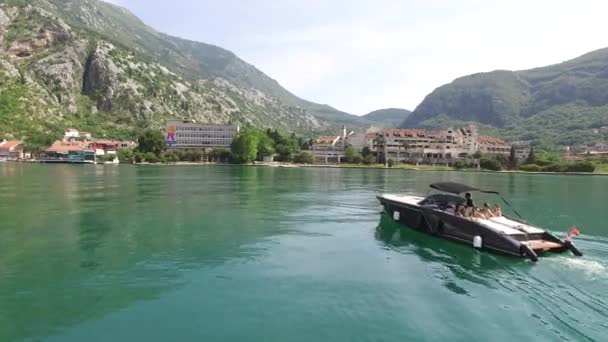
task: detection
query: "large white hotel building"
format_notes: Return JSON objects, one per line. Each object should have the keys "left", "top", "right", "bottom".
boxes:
{"left": 165, "top": 120, "right": 239, "bottom": 149}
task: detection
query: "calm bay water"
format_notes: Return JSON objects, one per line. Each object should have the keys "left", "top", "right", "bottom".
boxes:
{"left": 1, "top": 164, "right": 607, "bottom": 341}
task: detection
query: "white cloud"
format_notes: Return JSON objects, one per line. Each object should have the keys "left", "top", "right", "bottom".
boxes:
{"left": 111, "top": 0, "right": 608, "bottom": 114}
{"left": 235, "top": 0, "right": 608, "bottom": 114}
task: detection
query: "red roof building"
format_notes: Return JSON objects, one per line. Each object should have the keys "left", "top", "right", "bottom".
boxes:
{"left": 0, "top": 140, "right": 24, "bottom": 159}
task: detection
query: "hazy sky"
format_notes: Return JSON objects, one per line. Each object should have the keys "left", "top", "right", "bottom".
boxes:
{"left": 103, "top": 0, "right": 608, "bottom": 115}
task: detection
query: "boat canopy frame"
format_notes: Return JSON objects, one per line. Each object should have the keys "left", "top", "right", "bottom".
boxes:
{"left": 429, "top": 182, "right": 499, "bottom": 195}
{"left": 429, "top": 182, "right": 523, "bottom": 219}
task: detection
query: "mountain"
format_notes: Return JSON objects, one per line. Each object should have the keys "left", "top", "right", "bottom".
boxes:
{"left": 0, "top": 0, "right": 367, "bottom": 144}
{"left": 362, "top": 108, "right": 411, "bottom": 127}
{"left": 403, "top": 49, "right": 608, "bottom": 148}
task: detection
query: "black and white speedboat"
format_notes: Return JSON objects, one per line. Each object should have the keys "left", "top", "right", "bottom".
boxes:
{"left": 377, "top": 182, "right": 582, "bottom": 262}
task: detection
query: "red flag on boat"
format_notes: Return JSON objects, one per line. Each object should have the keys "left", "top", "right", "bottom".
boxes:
{"left": 569, "top": 226, "right": 581, "bottom": 237}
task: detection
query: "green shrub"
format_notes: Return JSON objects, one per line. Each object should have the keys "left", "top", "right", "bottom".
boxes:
{"left": 293, "top": 152, "right": 314, "bottom": 164}
{"left": 344, "top": 146, "right": 362, "bottom": 164}
{"left": 519, "top": 164, "right": 541, "bottom": 172}
{"left": 363, "top": 154, "right": 375, "bottom": 165}
{"left": 562, "top": 161, "right": 595, "bottom": 173}
{"left": 117, "top": 148, "right": 134, "bottom": 163}
{"left": 134, "top": 152, "right": 143, "bottom": 163}
{"left": 535, "top": 159, "right": 555, "bottom": 166}
{"left": 144, "top": 152, "right": 159, "bottom": 163}
{"left": 541, "top": 163, "right": 564, "bottom": 172}
{"left": 452, "top": 160, "right": 467, "bottom": 169}
{"left": 101, "top": 154, "right": 116, "bottom": 162}
{"left": 480, "top": 158, "right": 500, "bottom": 171}
{"left": 387, "top": 159, "right": 395, "bottom": 168}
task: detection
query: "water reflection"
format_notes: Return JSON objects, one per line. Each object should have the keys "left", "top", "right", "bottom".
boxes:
{"left": 0, "top": 165, "right": 291, "bottom": 341}
{"left": 375, "top": 212, "right": 521, "bottom": 294}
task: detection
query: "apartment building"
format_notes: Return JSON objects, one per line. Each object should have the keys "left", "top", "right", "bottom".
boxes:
{"left": 166, "top": 120, "right": 239, "bottom": 149}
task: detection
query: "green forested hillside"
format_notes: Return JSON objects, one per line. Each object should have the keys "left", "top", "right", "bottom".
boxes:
{"left": 0, "top": 0, "right": 371, "bottom": 145}
{"left": 362, "top": 108, "right": 411, "bottom": 127}
{"left": 403, "top": 49, "right": 608, "bottom": 148}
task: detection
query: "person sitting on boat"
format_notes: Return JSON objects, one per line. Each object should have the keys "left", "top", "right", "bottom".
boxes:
{"left": 454, "top": 204, "right": 465, "bottom": 216}
{"left": 492, "top": 204, "right": 503, "bottom": 217}
{"left": 482, "top": 203, "right": 494, "bottom": 218}
{"left": 473, "top": 207, "right": 491, "bottom": 220}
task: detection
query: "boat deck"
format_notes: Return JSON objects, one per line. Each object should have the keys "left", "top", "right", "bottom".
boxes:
{"left": 379, "top": 193, "right": 547, "bottom": 236}
{"left": 524, "top": 239, "right": 563, "bottom": 251}
{"left": 478, "top": 217, "right": 545, "bottom": 235}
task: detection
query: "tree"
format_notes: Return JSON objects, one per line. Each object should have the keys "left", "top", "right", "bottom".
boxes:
{"left": 144, "top": 152, "right": 159, "bottom": 163}
{"left": 134, "top": 152, "right": 143, "bottom": 163}
{"left": 480, "top": 158, "right": 500, "bottom": 171}
{"left": 293, "top": 151, "right": 314, "bottom": 164}
{"left": 344, "top": 146, "right": 361, "bottom": 164}
{"left": 257, "top": 133, "right": 275, "bottom": 159}
{"left": 472, "top": 150, "right": 483, "bottom": 159}
{"left": 495, "top": 154, "right": 510, "bottom": 170}
{"left": 525, "top": 147, "right": 536, "bottom": 165}
{"left": 117, "top": 148, "right": 135, "bottom": 163}
{"left": 363, "top": 154, "right": 375, "bottom": 165}
{"left": 373, "top": 134, "right": 386, "bottom": 165}
{"left": 215, "top": 148, "right": 232, "bottom": 163}
{"left": 165, "top": 152, "right": 179, "bottom": 164}
{"left": 361, "top": 146, "right": 372, "bottom": 158}
{"left": 138, "top": 129, "right": 165, "bottom": 156}
{"left": 275, "top": 143, "right": 297, "bottom": 162}
{"left": 508, "top": 146, "right": 517, "bottom": 169}
{"left": 230, "top": 128, "right": 259, "bottom": 163}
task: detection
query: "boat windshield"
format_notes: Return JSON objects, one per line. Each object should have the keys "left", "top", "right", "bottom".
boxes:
{"left": 418, "top": 194, "right": 465, "bottom": 209}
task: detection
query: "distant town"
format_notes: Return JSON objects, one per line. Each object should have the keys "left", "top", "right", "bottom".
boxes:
{"left": 1, "top": 120, "right": 606, "bottom": 173}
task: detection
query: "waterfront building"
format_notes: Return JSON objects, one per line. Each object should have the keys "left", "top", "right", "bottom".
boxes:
{"left": 373, "top": 126, "right": 473, "bottom": 162}
{"left": 311, "top": 135, "right": 344, "bottom": 163}
{"left": 478, "top": 136, "right": 511, "bottom": 156}
{"left": 311, "top": 124, "right": 512, "bottom": 165}
{"left": 45, "top": 140, "right": 96, "bottom": 163}
{"left": 311, "top": 126, "right": 351, "bottom": 163}
{"left": 0, "top": 140, "right": 24, "bottom": 159}
{"left": 165, "top": 120, "right": 239, "bottom": 150}
{"left": 88, "top": 140, "right": 137, "bottom": 156}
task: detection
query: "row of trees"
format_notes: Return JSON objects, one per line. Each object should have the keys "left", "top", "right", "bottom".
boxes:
{"left": 454, "top": 147, "right": 596, "bottom": 173}
{"left": 230, "top": 128, "right": 313, "bottom": 164}
{"left": 123, "top": 128, "right": 315, "bottom": 164}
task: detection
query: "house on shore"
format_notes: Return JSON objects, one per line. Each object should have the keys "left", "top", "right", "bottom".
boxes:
{"left": 44, "top": 140, "right": 96, "bottom": 163}
{"left": 0, "top": 140, "right": 24, "bottom": 160}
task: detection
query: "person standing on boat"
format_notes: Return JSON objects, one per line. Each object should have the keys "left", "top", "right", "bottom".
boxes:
{"left": 464, "top": 193, "right": 474, "bottom": 217}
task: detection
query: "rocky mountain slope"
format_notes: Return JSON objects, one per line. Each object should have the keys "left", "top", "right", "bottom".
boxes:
{"left": 402, "top": 49, "right": 608, "bottom": 148}
{"left": 0, "top": 0, "right": 367, "bottom": 143}
{"left": 362, "top": 108, "right": 411, "bottom": 127}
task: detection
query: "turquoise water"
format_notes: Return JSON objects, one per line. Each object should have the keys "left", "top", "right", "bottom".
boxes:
{"left": 0, "top": 164, "right": 607, "bottom": 341}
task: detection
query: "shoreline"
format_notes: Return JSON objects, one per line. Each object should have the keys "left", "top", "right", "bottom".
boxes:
{"left": 5, "top": 160, "right": 606, "bottom": 175}
{"left": 133, "top": 161, "right": 608, "bottom": 175}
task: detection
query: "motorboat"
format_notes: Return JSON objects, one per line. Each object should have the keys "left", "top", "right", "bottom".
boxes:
{"left": 377, "top": 182, "right": 582, "bottom": 262}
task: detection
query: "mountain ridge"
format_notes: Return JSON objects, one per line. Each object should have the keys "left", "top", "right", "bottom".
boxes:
{"left": 402, "top": 48, "right": 608, "bottom": 148}
{"left": 0, "top": 0, "right": 371, "bottom": 145}
{"left": 37, "top": 0, "right": 365, "bottom": 127}
{"left": 362, "top": 108, "right": 411, "bottom": 127}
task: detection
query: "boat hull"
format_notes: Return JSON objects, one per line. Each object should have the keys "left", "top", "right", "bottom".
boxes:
{"left": 377, "top": 195, "right": 572, "bottom": 261}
